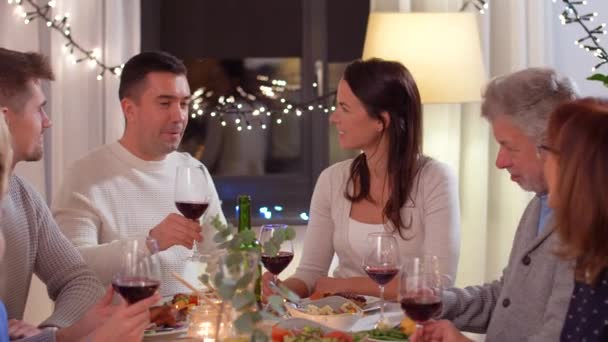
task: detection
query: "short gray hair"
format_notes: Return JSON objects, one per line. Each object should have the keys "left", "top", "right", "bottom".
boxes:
{"left": 481, "top": 67, "right": 579, "bottom": 142}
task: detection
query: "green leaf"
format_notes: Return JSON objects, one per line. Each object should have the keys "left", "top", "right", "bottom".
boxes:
{"left": 279, "top": 283, "right": 301, "bottom": 303}
{"left": 232, "top": 292, "right": 255, "bottom": 310}
{"left": 587, "top": 73, "right": 608, "bottom": 82}
{"left": 239, "top": 230, "right": 256, "bottom": 244}
{"left": 284, "top": 227, "right": 296, "bottom": 240}
{"left": 217, "top": 283, "right": 236, "bottom": 299}
{"left": 271, "top": 228, "right": 286, "bottom": 242}
{"left": 226, "top": 251, "right": 244, "bottom": 266}
{"left": 213, "top": 231, "right": 227, "bottom": 243}
{"left": 217, "top": 241, "right": 232, "bottom": 249}
{"left": 263, "top": 241, "right": 279, "bottom": 256}
{"left": 268, "top": 295, "right": 286, "bottom": 316}
{"left": 213, "top": 272, "right": 224, "bottom": 288}
{"left": 236, "top": 271, "right": 254, "bottom": 290}
{"left": 234, "top": 312, "right": 255, "bottom": 333}
{"left": 252, "top": 329, "right": 269, "bottom": 342}
{"left": 199, "top": 274, "right": 210, "bottom": 285}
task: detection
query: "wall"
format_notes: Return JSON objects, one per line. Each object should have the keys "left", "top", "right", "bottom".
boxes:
{"left": 552, "top": 1, "right": 608, "bottom": 97}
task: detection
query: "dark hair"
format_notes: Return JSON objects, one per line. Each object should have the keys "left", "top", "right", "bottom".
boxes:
{"left": 343, "top": 58, "right": 425, "bottom": 238}
{"left": 547, "top": 98, "right": 608, "bottom": 284}
{"left": 118, "top": 51, "right": 187, "bottom": 100}
{"left": 0, "top": 48, "right": 54, "bottom": 112}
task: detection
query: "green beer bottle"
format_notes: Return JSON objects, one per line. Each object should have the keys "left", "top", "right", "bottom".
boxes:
{"left": 237, "top": 195, "right": 262, "bottom": 304}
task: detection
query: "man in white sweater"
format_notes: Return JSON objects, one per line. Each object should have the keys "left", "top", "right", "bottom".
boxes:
{"left": 52, "top": 51, "right": 226, "bottom": 296}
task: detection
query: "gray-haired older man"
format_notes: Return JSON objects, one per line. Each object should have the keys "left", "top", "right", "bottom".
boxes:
{"left": 428, "top": 68, "right": 579, "bottom": 342}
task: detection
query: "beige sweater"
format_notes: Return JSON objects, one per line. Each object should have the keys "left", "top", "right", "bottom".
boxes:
{"left": 0, "top": 176, "right": 104, "bottom": 330}
{"left": 293, "top": 158, "right": 461, "bottom": 292}
{"left": 52, "top": 142, "right": 226, "bottom": 296}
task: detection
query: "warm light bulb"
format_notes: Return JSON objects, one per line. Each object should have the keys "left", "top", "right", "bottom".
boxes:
{"left": 261, "top": 124, "right": 267, "bottom": 129}
{"left": 87, "top": 59, "right": 96, "bottom": 68}
{"left": 48, "top": 0, "right": 56, "bottom": 8}
{"left": 235, "top": 118, "right": 241, "bottom": 124}
{"left": 96, "top": 74, "right": 103, "bottom": 81}
{"left": 237, "top": 126, "right": 243, "bottom": 132}
{"left": 276, "top": 118, "right": 282, "bottom": 124}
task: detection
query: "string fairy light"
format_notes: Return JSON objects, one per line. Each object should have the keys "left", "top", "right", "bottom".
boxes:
{"left": 555, "top": 0, "right": 608, "bottom": 72}
{"left": 8, "top": 0, "right": 123, "bottom": 80}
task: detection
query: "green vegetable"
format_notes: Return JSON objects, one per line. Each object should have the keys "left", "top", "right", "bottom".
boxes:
{"left": 362, "top": 327, "right": 409, "bottom": 341}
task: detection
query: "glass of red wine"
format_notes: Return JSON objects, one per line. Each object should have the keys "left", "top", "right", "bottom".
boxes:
{"left": 399, "top": 256, "right": 448, "bottom": 328}
{"left": 259, "top": 224, "right": 294, "bottom": 284}
{"left": 112, "top": 238, "right": 162, "bottom": 304}
{"left": 363, "top": 232, "right": 400, "bottom": 327}
{"left": 175, "top": 165, "right": 211, "bottom": 257}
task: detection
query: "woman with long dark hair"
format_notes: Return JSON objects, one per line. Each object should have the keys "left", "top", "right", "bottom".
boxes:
{"left": 263, "top": 58, "right": 460, "bottom": 298}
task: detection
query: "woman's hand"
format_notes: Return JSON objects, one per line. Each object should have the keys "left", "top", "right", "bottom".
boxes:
{"left": 410, "top": 320, "right": 471, "bottom": 342}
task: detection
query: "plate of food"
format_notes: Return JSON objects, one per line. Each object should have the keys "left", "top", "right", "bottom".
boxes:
{"left": 359, "top": 317, "right": 415, "bottom": 342}
{"left": 272, "top": 318, "right": 357, "bottom": 342}
{"left": 145, "top": 293, "right": 198, "bottom": 337}
{"left": 285, "top": 296, "right": 363, "bottom": 331}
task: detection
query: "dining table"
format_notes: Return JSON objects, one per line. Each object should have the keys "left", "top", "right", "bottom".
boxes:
{"left": 145, "top": 301, "right": 406, "bottom": 342}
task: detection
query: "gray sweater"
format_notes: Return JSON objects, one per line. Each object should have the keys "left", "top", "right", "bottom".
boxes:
{"left": 440, "top": 196, "right": 574, "bottom": 341}
{"left": 0, "top": 175, "right": 104, "bottom": 339}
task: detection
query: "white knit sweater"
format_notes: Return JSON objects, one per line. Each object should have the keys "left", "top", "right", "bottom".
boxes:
{"left": 52, "top": 142, "right": 226, "bottom": 296}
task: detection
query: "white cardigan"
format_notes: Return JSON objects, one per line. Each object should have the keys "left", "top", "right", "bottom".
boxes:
{"left": 292, "top": 158, "right": 461, "bottom": 292}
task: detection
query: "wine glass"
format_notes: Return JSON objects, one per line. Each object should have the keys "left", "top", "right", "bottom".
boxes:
{"left": 175, "top": 165, "right": 211, "bottom": 257}
{"left": 362, "top": 232, "right": 400, "bottom": 327}
{"left": 259, "top": 224, "right": 294, "bottom": 284}
{"left": 399, "top": 256, "right": 448, "bottom": 328}
{"left": 112, "top": 238, "right": 162, "bottom": 304}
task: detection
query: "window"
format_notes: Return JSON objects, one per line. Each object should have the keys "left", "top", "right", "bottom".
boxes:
{"left": 141, "top": 0, "right": 368, "bottom": 224}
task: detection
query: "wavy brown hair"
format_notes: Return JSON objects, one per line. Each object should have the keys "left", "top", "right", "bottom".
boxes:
{"left": 547, "top": 98, "right": 608, "bottom": 284}
{"left": 342, "top": 59, "right": 426, "bottom": 238}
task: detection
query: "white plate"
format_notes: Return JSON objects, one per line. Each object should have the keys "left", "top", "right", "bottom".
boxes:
{"left": 145, "top": 296, "right": 189, "bottom": 338}
{"left": 144, "top": 324, "right": 188, "bottom": 337}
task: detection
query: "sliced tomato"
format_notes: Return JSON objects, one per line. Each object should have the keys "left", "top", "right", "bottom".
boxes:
{"left": 271, "top": 326, "right": 293, "bottom": 342}
{"left": 324, "top": 331, "right": 353, "bottom": 342}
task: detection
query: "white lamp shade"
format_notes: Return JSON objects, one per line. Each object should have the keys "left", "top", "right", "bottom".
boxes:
{"left": 362, "top": 12, "right": 486, "bottom": 104}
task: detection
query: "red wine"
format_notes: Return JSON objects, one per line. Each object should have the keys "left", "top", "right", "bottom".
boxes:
{"left": 364, "top": 267, "right": 399, "bottom": 285}
{"left": 400, "top": 296, "right": 442, "bottom": 322}
{"left": 175, "top": 201, "right": 209, "bottom": 220}
{"left": 112, "top": 277, "right": 160, "bottom": 304}
{"left": 261, "top": 251, "right": 294, "bottom": 275}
